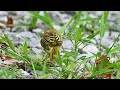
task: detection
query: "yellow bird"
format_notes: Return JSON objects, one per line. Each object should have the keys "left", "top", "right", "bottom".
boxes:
{"left": 40, "top": 28, "right": 63, "bottom": 61}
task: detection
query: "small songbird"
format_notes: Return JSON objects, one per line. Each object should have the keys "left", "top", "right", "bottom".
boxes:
{"left": 40, "top": 28, "right": 63, "bottom": 61}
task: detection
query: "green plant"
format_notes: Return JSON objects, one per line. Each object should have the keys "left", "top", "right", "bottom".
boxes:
{"left": 1, "top": 11, "right": 120, "bottom": 79}
{"left": 0, "top": 65, "right": 17, "bottom": 79}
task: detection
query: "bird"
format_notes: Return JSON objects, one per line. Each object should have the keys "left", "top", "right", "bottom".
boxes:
{"left": 40, "top": 28, "right": 63, "bottom": 61}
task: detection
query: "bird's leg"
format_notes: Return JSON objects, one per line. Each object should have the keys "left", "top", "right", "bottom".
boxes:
{"left": 53, "top": 46, "right": 60, "bottom": 61}
{"left": 50, "top": 47, "right": 54, "bottom": 61}
{"left": 45, "top": 47, "right": 55, "bottom": 67}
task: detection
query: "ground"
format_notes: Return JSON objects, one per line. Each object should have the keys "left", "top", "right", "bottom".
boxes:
{"left": 0, "top": 11, "right": 120, "bottom": 79}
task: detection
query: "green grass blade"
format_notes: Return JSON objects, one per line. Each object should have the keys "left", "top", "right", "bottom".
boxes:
{"left": 31, "top": 16, "right": 38, "bottom": 28}
{"left": 82, "top": 30, "right": 99, "bottom": 42}
{"left": 42, "top": 60, "right": 47, "bottom": 74}
{"left": 104, "top": 11, "right": 109, "bottom": 24}
{"left": 100, "top": 11, "right": 109, "bottom": 38}
{"left": 76, "top": 17, "right": 100, "bottom": 25}
{"left": 0, "top": 37, "right": 6, "bottom": 43}
{"left": 44, "top": 11, "right": 51, "bottom": 22}
{"left": 100, "top": 15, "right": 105, "bottom": 38}
{"left": 108, "top": 46, "right": 120, "bottom": 55}
{"left": 29, "top": 12, "right": 53, "bottom": 28}
{"left": 0, "top": 48, "right": 27, "bottom": 60}
{"left": 31, "top": 60, "right": 37, "bottom": 79}
{"left": 56, "top": 51, "right": 62, "bottom": 66}
{"left": 59, "top": 14, "right": 76, "bottom": 34}
{"left": 91, "top": 68, "right": 112, "bottom": 78}
{"left": 79, "top": 55, "right": 96, "bottom": 64}
{"left": 22, "top": 41, "right": 28, "bottom": 55}
{"left": 107, "top": 34, "right": 120, "bottom": 54}
{"left": 67, "top": 73, "right": 73, "bottom": 79}
{"left": 98, "top": 34, "right": 120, "bottom": 70}
{"left": 3, "top": 34, "right": 16, "bottom": 53}
{"left": 101, "top": 45, "right": 109, "bottom": 51}
{"left": 34, "top": 65, "right": 43, "bottom": 71}
{"left": 44, "top": 11, "right": 53, "bottom": 26}
{"left": 74, "top": 28, "right": 83, "bottom": 42}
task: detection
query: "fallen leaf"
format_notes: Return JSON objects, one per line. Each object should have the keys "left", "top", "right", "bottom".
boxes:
{"left": 7, "top": 16, "right": 13, "bottom": 28}
{"left": 95, "top": 54, "right": 112, "bottom": 79}
{"left": 103, "top": 74, "right": 111, "bottom": 79}
{"left": 4, "top": 55, "right": 12, "bottom": 60}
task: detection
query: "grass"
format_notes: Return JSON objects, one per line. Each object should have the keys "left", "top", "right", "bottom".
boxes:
{"left": 0, "top": 11, "right": 120, "bottom": 79}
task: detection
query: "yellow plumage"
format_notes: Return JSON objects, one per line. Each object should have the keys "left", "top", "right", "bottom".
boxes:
{"left": 41, "top": 28, "right": 63, "bottom": 61}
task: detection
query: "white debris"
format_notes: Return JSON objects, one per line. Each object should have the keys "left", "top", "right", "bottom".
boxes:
{"left": 83, "top": 44, "right": 98, "bottom": 54}
{"left": 19, "top": 69, "right": 30, "bottom": 76}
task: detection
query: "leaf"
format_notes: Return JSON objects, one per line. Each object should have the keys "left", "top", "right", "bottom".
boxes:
{"left": 34, "top": 65, "right": 43, "bottom": 71}
{"left": 79, "top": 55, "right": 96, "bottom": 64}
{"left": 42, "top": 60, "right": 47, "bottom": 74}
{"left": 100, "top": 11, "right": 109, "bottom": 38}
{"left": 70, "top": 11, "right": 82, "bottom": 31}
{"left": 101, "top": 45, "right": 109, "bottom": 51}
{"left": 76, "top": 17, "right": 100, "bottom": 25}
{"left": 108, "top": 46, "right": 120, "bottom": 55}
{"left": 107, "top": 62, "right": 120, "bottom": 69}
{"left": 44, "top": 11, "right": 52, "bottom": 23}
{"left": 107, "top": 34, "right": 120, "bottom": 55}
{"left": 1, "top": 48, "right": 25, "bottom": 60}
{"left": 100, "top": 22, "right": 105, "bottom": 38}
{"left": 116, "top": 70, "right": 120, "bottom": 79}
{"left": 67, "top": 73, "right": 73, "bottom": 79}
{"left": 3, "top": 34, "right": 16, "bottom": 53}
{"left": 31, "top": 60, "right": 37, "bottom": 79}
{"left": 31, "top": 16, "right": 38, "bottom": 28}
{"left": 22, "top": 41, "right": 28, "bottom": 55}
{"left": 59, "top": 14, "right": 76, "bottom": 34}
{"left": 82, "top": 30, "right": 99, "bottom": 42}
{"left": 21, "top": 55, "right": 30, "bottom": 60}
{"left": 30, "top": 11, "right": 40, "bottom": 29}
{"left": 74, "top": 28, "right": 83, "bottom": 42}
{"left": 84, "top": 63, "right": 91, "bottom": 71}
{"left": 104, "top": 11, "right": 109, "bottom": 24}
{"left": 29, "top": 12, "right": 53, "bottom": 28}
{"left": 66, "top": 63, "right": 75, "bottom": 71}
{"left": 91, "top": 68, "right": 112, "bottom": 78}
{"left": 56, "top": 51, "right": 62, "bottom": 66}
{"left": 44, "top": 11, "right": 50, "bottom": 18}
